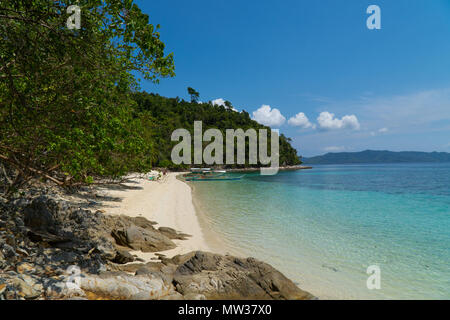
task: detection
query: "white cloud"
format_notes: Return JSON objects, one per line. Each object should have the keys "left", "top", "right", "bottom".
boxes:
{"left": 317, "top": 112, "right": 360, "bottom": 131}
{"left": 211, "top": 98, "right": 225, "bottom": 106}
{"left": 350, "top": 88, "right": 450, "bottom": 137}
{"left": 252, "top": 105, "right": 286, "bottom": 127}
{"left": 291, "top": 88, "right": 450, "bottom": 156}
{"left": 211, "top": 98, "right": 238, "bottom": 112}
{"left": 288, "top": 112, "right": 314, "bottom": 129}
{"left": 324, "top": 146, "right": 346, "bottom": 152}
{"left": 370, "top": 127, "right": 389, "bottom": 136}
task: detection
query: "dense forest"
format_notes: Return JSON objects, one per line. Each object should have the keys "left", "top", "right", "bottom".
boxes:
{"left": 131, "top": 91, "right": 301, "bottom": 169}
{"left": 0, "top": 0, "right": 300, "bottom": 194}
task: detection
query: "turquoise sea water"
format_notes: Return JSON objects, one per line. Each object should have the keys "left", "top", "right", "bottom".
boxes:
{"left": 191, "top": 163, "right": 450, "bottom": 299}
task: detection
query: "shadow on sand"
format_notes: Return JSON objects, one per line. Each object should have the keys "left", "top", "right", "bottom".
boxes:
{"left": 67, "top": 177, "right": 145, "bottom": 210}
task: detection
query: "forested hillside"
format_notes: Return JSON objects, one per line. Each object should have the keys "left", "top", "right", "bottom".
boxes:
{"left": 0, "top": 1, "right": 300, "bottom": 194}
{"left": 131, "top": 92, "right": 301, "bottom": 168}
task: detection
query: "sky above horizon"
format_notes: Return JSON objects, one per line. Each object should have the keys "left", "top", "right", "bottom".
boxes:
{"left": 135, "top": 0, "right": 450, "bottom": 157}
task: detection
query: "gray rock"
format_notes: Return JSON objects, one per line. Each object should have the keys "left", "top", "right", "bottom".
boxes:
{"left": 129, "top": 216, "right": 157, "bottom": 228}
{"left": 11, "top": 278, "right": 41, "bottom": 300}
{"left": 1, "top": 244, "right": 16, "bottom": 259}
{"left": 49, "top": 250, "right": 80, "bottom": 265}
{"left": 172, "top": 251, "right": 314, "bottom": 300}
{"left": 159, "top": 291, "right": 184, "bottom": 300}
{"left": 14, "top": 217, "right": 25, "bottom": 228}
{"left": 79, "top": 272, "right": 173, "bottom": 300}
{"left": 158, "top": 227, "right": 190, "bottom": 240}
{"left": 45, "top": 280, "right": 85, "bottom": 299}
{"left": 16, "top": 247, "right": 29, "bottom": 257}
{"left": 16, "top": 262, "right": 36, "bottom": 274}
{"left": 67, "top": 296, "right": 89, "bottom": 300}
{"left": 26, "top": 230, "right": 70, "bottom": 244}
{"left": 184, "top": 293, "right": 206, "bottom": 300}
{"left": 94, "top": 240, "right": 116, "bottom": 261}
{"left": 112, "top": 225, "right": 176, "bottom": 252}
{"left": 110, "top": 262, "right": 146, "bottom": 273}
{"left": 23, "top": 196, "right": 58, "bottom": 233}
{"left": 135, "top": 267, "right": 172, "bottom": 286}
{"left": 0, "top": 188, "right": 315, "bottom": 301}
{"left": 112, "top": 249, "right": 135, "bottom": 264}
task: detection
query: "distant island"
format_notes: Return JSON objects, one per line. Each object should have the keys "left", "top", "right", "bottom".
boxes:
{"left": 302, "top": 150, "right": 450, "bottom": 164}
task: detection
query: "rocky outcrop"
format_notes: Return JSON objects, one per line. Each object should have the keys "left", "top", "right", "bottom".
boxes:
{"left": 111, "top": 225, "right": 176, "bottom": 252}
{"left": 79, "top": 272, "right": 172, "bottom": 300}
{"left": 171, "top": 251, "right": 314, "bottom": 300}
{"left": 0, "top": 186, "right": 315, "bottom": 300}
{"left": 158, "top": 227, "right": 191, "bottom": 240}
{"left": 104, "top": 250, "right": 314, "bottom": 300}
{"left": 112, "top": 249, "right": 135, "bottom": 264}
{"left": 19, "top": 195, "right": 178, "bottom": 261}
{"left": 23, "top": 196, "right": 59, "bottom": 233}
{"left": 0, "top": 192, "right": 180, "bottom": 300}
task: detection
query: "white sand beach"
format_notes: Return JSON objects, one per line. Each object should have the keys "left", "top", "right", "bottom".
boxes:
{"left": 98, "top": 172, "right": 211, "bottom": 261}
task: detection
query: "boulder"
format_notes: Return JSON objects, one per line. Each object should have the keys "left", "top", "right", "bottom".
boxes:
{"left": 94, "top": 240, "right": 116, "bottom": 261}
{"left": 110, "top": 262, "right": 146, "bottom": 273}
{"left": 1, "top": 188, "right": 315, "bottom": 301}
{"left": 27, "top": 230, "right": 71, "bottom": 244}
{"left": 158, "top": 227, "right": 191, "bottom": 240}
{"left": 184, "top": 293, "right": 206, "bottom": 300}
{"left": 111, "top": 225, "right": 176, "bottom": 252}
{"left": 45, "top": 280, "right": 86, "bottom": 299}
{"left": 134, "top": 267, "right": 172, "bottom": 286}
{"left": 17, "top": 262, "right": 35, "bottom": 274}
{"left": 172, "top": 251, "right": 314, "bottom": 300}
{"left": 79, "top": 271, "right": 173, "bottom": 300}
{"left": 112, "top": 249, "right": 135, "bottom": 264}
{"left": 11, "top": 278, "right": 41, "bottom": 300}
{"left": 23, "top": 196, "right": 58, "bottom": 233}
{"left": 129, "top": 216, "right": 157, "bottom": 228}
{"left": 1, "top": 243, "right": 17, "bottom": 259}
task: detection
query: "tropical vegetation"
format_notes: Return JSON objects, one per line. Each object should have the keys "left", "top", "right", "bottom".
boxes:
{"left": 0, "top": 0, "right": 300, "bottom": 194}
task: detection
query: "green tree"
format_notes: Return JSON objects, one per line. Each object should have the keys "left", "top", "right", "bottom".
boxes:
{"left": 131, "top": 92, "right": 302, "bottom": 168}
{"left": 0, "top": 0, "right": 175, "bottom": 192}
{"left": 187, "top": 87, "right": 200, "bottom": 103}
{"left": 224, "top": 101, "right": 233, "bottom": 109}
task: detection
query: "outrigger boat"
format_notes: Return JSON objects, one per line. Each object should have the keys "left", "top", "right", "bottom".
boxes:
{"left": 184, "top": 168, "right": 244, "bottom": 181}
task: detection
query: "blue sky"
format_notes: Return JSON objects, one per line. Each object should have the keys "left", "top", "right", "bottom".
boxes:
{"left": 135, "top": 0, "right": 450, "bottom": 156}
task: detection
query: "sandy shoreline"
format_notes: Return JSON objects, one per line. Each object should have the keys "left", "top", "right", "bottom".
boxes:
{"left": 93, "top": 171, "right": 324, "bottom": 298}
{"left": 97, "top": 172, "right": 214, "bottom": 262}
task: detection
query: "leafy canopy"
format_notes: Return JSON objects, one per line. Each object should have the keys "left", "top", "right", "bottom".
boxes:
{"left": 187, "top": 87, "right": 200, "bottom": 103}
{"left": 0, "top": 0, "right": 175, "bottom": 189}
{"left": 131, "top": 92, "right": 302, "bottom": 169}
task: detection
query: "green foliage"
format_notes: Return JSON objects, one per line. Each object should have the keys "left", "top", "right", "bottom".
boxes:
{"left": 0, "top": 0, "right": 174, "bottom": 187}
{"left": 0, "top": 0, "right": 300, "bottom": 192}
{"left": 131, "top": 92, "right": 302, "bottom": 168}
{"left": 187, "top": 87, "right": 200, "bottom": 103}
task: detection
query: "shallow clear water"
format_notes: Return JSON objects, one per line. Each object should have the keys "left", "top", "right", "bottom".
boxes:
{"left": 191, "top": 163, "right": 450, "bottom": 299}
